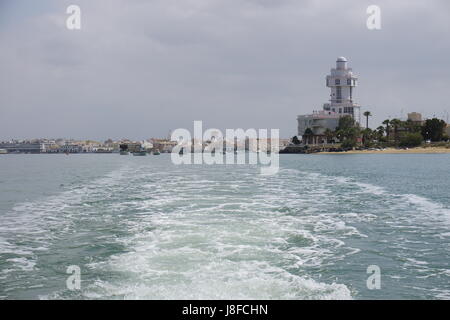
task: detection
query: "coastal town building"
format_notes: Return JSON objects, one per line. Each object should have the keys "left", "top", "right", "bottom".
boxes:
{"left": 59, "top": 144, "right": 83, "bottom": 153}
{"left": 150, "top": 139, "right": 178, "bottom": 153}
{"left": 0, "top": 141, "right": 42, "bottom": 153}
{"left": 0, "top": 138, "right": 171, "bottom": 154}
{"left": 119, "top": 142, "right": 143, "bottom": 153}
{"left": 407, "top": 112, "right": 424, "bottom": 125}
{"left": 297, "top": 57, "right": 361, "bottom": 144}
{"left": 245, "top": 138, "right": 290, "bottom": 152}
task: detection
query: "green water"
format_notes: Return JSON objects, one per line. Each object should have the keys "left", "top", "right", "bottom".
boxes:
{"left": 0, "top": 154, "right": 449, "bottom": 299}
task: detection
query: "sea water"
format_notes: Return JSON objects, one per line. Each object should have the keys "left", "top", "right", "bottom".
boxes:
{"left": 0, "top": 154, "right": 449, "bottom": 299}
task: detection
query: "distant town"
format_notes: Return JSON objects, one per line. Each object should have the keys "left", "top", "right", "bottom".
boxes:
{"left": 0, "top": 137, "right": 177, "bottom": 155}
{"left": 0, "top": 137, "right": 294, "bottom": 155}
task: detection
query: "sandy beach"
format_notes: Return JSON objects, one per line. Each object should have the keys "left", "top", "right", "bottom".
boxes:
{"left": 319, "top": 147, "right": 450, "bottom": 154}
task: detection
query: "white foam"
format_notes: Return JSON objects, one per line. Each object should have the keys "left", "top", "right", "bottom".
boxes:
{"left": 0, "top": 165, "right": 132, "bottom": 280}
{"left": 3, "top": 162, "right": 448, "bottom": 300}
{"left": 403, "top": 194, "right": 450, "bottom": 223}
{"left": 62, "top": 167, "right": 361, "bottom": 300}
{"left": 5, "top": 257, "right": 36, "bottom": 272}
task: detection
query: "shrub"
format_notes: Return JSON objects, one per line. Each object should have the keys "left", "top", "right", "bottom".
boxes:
{"left": 399, "top": 133, "right": 423, "bottom": 148}
{"left": 341, "top": 139, "right": 357, "bottom": 150}
{"left": 291, "top": 136, "right": 301, "bottom": 145}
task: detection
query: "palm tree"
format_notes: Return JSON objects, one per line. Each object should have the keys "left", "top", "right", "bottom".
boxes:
{"left": 363, "top": 111, "right": 372, "bottom": 129}
{"left": 376, "top": 126, "right": 385, "bottom": 141}
{"left": 390, "top": 118, "right": 402, "bottom": 143}
{"left": 362, "top": 128, "right": 373, "bottom": 146}
{"left": 324, "top": 129, "right": 334, "bottom": 144}
{"left": 382, "top": 119, "right": 390, "bottom": 140}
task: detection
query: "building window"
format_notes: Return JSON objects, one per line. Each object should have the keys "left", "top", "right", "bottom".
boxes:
{"left": 336, "top": 87, "right": 342, "bottom": 100}
{"left": 347, "top": 78, "right": 351, "bottom": 85}
{"left": 344, "top": 107, "right": 354, "bottom": 114}
{"left": 335, "top": 79, "right": 340, "bottom": 85}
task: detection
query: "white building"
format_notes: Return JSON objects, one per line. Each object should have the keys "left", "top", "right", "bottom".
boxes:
{"left": 59, "top": 144, "right": 83, "bottom": 153}
{"left": 297, "top": 57, "right": 362, "bottom": 143}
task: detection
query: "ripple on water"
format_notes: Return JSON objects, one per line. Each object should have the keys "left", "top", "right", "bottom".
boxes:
{"left": 1, "top": 163, "right": 449, "bottom": 299}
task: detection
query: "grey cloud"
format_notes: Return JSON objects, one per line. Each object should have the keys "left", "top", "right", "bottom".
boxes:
{"left": 0, "top": 0, "right": 449, "bottom": 140}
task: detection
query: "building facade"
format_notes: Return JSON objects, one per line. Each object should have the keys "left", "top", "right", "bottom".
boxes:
{"left": 297, "top": 57, "right": 362, "bottom": 144}
{"left": 407, "top": 112, "right": 424, "bottom": 125}
{"left": 0, "top": 142, "right": 42, "bottom": 153}
{"left": 151, "top": 139, "right": 178, "bottom": 153}
{"left": 59, "top": 144, "right": 83, "bottom": 153}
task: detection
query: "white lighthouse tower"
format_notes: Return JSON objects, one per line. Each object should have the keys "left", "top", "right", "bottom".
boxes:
{"left": 323, "top": 57, "right": 361, "bottom": 124}
{"left": 297, "top": 57, "right": 363, "bottom": 144}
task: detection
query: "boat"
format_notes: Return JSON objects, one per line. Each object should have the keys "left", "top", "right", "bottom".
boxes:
{"left": 132, "top": 151, "right": 147, "bottom": 156}
{"left": 95, "top": 149, "right": 113, "bottom": 154}
{"left": 153, "top": 149, "right": 160, "bottom": 155}
{"left": 0, "top": 149, "right": 7, "bottom": 154}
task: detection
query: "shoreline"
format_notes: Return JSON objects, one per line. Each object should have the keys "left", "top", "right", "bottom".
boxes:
{"left": 318, "top": 147, "right": 450, "bottom": 154}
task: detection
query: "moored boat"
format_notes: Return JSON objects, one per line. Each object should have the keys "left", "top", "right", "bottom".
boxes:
{"left": 132, "top": 151, "right": 147, "bottom": 156}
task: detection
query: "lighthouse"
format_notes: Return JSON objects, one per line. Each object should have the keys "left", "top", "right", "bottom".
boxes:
{"left": 297, "top": 57, "right": 363, "bottom": 144}
{"left": 324, "top": 57, "right": 361, "bottom": 124}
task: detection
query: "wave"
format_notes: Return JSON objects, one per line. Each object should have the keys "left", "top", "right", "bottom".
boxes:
{"left": 2, "top": 162, "right": 449, "bottom": 300}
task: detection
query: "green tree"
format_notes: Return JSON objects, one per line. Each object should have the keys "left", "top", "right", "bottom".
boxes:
{"left": 376, "top": 126, "right": 385, "bottom": 141}
{"left": 382, "top": 119, "right": 390, "bottom": 140}
{"left": 341, "top": 138, "right": 357, "bottom": 149}
{"left": 336, "top": 127, "right": 359, "bottom": 149}
{"left": 324, "top": 129, "right": 335, "bottom": 144}
{"left": 335, "top": 115, "right": 360, "bottom": 148}
{"left": 363, "top": 111, "right": 372, "bottom": 129}
{"left": 337, "top": 115, "right": 356, "bottom": 131}
{"left": 399, "top": 133, "right": 423, "bottom": 147}
{"left": 404, "top": 119, "right": 421, "bottom": 133}
{"left": 390, "top": 118, "right": 402, "bottom": 143}
{"left": 421, "top": 118, "right": 446, "bottom": 142}
{"left": 291, "top": 136, "right": 301, "bottom": 145}
{"left": 362, "top": 128, "right": 374, "bottom": 146}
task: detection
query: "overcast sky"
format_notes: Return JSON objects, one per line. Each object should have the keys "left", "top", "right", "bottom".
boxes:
{"left": 1, "top": 0, "right": 449, "bottom": 140}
